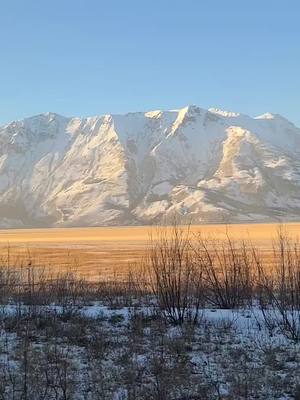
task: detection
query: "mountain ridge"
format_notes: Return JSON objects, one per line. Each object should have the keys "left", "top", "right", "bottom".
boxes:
{"left": 0, "top": 105, "right": 300, "bottom": 228}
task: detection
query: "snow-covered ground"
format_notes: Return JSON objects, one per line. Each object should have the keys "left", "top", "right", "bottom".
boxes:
{"left": 1, "top": 301, "right": 300, "bottom": 399}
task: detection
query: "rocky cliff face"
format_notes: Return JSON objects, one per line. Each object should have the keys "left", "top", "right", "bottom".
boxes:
{"left": 0, "top": 106, "right": 300, "bottom": 227}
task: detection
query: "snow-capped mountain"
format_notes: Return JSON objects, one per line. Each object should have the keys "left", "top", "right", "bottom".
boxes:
{"left": 0, "top": 105, "right": 300, "bottom": 228}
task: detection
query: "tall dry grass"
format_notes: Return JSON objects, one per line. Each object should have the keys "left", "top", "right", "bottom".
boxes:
{"left": 1, "top": 224, "right": 300, "bottom": 339}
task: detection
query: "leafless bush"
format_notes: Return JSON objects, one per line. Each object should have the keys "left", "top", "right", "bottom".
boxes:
{"left": 193, "top": 233, "right": 254, "bottom": 309}
{"left": 256, "top": 228, "right": 300, "bottom": 341}
{"left": 145, "top": 223, "right": 204, "bottom": 324}
{"left": 0, "top": 264, "right": 19, "bottom": 302}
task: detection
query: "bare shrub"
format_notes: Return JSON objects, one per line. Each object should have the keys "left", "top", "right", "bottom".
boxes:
{"left": 256, "top": 228, "right": 300, "bottom": 341}
{"left": 145, "top": 223, "right": 203, "bottom": 324}
{"left": 0, "top": 264, "right": 19, "bottom": 302}
{"left": 193, "top": 233, "right": 254, "bottom": 309}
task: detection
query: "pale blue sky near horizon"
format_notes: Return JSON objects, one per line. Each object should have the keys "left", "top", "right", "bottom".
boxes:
{"left": 1, "top": 0, "right": 299, "bottom": 127}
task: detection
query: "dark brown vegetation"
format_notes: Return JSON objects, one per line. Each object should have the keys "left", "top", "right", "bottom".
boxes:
{"left": 1, "top": 225, "right": 300, "bottom": 399}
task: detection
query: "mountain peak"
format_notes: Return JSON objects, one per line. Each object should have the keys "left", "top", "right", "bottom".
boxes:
{"left": 43, "top": 111, "right": 64, "bottom": 118}
{"left": 255, "top": 112, "right": 287, "bottom": 122}
{"left": 35, "top": 112, "right": 70, "bottom": 122}
{"left": 208, "top": 108, "right": 241, "bottom": 118}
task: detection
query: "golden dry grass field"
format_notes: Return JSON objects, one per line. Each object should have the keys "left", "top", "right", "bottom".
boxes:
{"left": 0, "top": 223, "right": 299, "bottom": 279}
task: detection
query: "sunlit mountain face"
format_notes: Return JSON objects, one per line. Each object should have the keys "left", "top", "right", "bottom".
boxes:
{"left": 0, "top": 106, "right": 300, "bottom": 228}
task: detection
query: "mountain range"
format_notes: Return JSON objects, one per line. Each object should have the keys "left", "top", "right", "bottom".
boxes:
{"left": 0, "top": 105, "right": 300, "bottom": 228}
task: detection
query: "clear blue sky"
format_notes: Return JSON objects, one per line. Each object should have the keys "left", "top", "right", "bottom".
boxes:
{"left": 1, "top": 0, "right": 299, "bottom": 126}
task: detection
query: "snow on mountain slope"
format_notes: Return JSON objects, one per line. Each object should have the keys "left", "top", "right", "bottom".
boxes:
{"left": 0, "top": 106, "right": 300, "bottom": 227}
